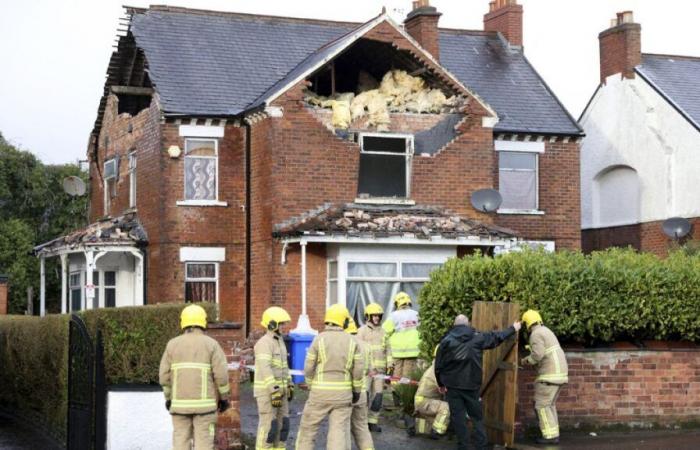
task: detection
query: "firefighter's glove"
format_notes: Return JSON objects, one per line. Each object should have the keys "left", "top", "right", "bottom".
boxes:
{"left": 352, "top": 391, "right": 361, "bottom": 404}
{"left": 218, "top": 399, "right": 230, "bottom": 412}
{"left": 287, "top": 384, "right": 294, "bottom": 402}
{"left": 165, "top": 400, "right": 171, "bottom": 411}
{"left": 271, "top": 389, "right": 284, "bottom": 408}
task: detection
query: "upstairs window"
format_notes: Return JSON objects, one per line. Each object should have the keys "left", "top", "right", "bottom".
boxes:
{"left": 357, "top": 134, "right": 413, "bottom": 199}
{"left": 103, "top": 157, "right": 118, "bottom": 215}
{"left": 498, "top": 151, "right": 538, "bottom": 211}
{"left": 128, "top": 152, "right": 137, "bottom": 208}
{"left": 184, "top": 139, "right": 218, "bottom": 201}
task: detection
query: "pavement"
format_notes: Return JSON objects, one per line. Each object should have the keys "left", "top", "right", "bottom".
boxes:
{"left": 240, "top": 381, "right": 700, "bottom": 450}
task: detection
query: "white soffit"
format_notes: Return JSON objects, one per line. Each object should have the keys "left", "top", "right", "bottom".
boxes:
{"left": 179, "top": 247, "right": 226, "bottom": 262}
{"left": 494, "top": 140, "right": 545, "bottom": 153}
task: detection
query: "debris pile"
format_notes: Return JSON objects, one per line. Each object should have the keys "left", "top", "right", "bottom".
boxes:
{"left": 305, "top": 69, "right": 462, "bottom": 131}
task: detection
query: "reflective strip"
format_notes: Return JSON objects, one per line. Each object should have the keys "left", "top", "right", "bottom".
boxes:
{"left": 256, "top": 354, "right": 272, "bottom": 361}
{"left": 536, "top": 374, "right": 568, "bottom": 383}
{"left": 415, "top": 395, "right": 425, "bottom": 405}
{"left": 544, "top": 345, "right": 561, "bottom": 354}
{"left": 201, "top": 367, "right": 208, "bottom": 399}
{"left": 171, "top": 399, "right": 217, "bottom": 409}
{"left": 317, "top": 338, "right": 326, "bottom": 383}
{"left": 416, "top": 418, "right": 428, "bottom": 434}
{"left": 172, "top": 368, "right": 178, "bottom": 400}
{"left": 391, "top": 349, "right": 420, "bottom": 357}
{"left": 312, "top": 381, "right": 352, "bottom": 390}
{"left": 218, "top": 383, "right": 230, "bottom": 395}
{"left": 172, "top": 362, "right": 211, "bottom": 369}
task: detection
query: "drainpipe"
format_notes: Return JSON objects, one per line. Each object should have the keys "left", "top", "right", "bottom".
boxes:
{"left": 244, "top": 122, "right": 252, "bottom": 337}
{"left": 291, "top": 239, "right": 317, "bottom": 334}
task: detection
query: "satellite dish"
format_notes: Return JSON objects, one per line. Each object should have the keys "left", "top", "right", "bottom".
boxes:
{"left": 62, "top": 176, "right": 86, "bottom": 196}
{"left": 471, "top": 189, "right": 502, "bottom": 213}
{"left": 662, "top": 217, "right": 691, "bottom": 240}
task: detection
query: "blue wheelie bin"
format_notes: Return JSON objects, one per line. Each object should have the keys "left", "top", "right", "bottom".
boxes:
{"left": 288, "top": 332, "right": 315, "bottom": 384}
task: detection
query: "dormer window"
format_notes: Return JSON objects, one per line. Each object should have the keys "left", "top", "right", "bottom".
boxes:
{"left": 357, "top": 133, "right": 414, "bottom": 200}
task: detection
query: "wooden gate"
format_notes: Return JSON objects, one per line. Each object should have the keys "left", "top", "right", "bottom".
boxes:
{"left": 472, "top": 301, "right": 520, "bottom": 448}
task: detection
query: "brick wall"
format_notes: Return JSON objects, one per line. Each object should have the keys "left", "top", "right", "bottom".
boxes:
{"left": 404, "top": 7, "right": 442, "bottom": 61}
{"left": 518, "top": 348, "right": 700, "bottom": 428}
{"left": 0, "top": 276, "right": 7, "bottom": 315}
{"left": 483, "top": 1, "right": 524, "bottom": 47}
{"left": 599, "top": 22, "right": 641, "bottom": 84}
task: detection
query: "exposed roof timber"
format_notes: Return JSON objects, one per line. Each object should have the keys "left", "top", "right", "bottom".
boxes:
{"left": 110, "top": 85, "right": 153, "bottom": 96}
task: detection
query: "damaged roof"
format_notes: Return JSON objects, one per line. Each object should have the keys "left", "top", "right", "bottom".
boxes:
{"left": 34, "top": 213, "right": 148, "bottom": 255}
{"left": 122, "top": 6, "right": 580, "bottom": 135}
{"left": 636, "top": 54, "right": 700, "bottom": 131}
{"left": 273, "top": 203, "right": 517, "bottom": 241}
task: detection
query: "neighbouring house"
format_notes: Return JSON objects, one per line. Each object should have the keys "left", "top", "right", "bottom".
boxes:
{"left": 35, "top": 0, "right": 582, "bottom": 332}
{"left": 580, "top": 11, "right": 700, "bottom": 255}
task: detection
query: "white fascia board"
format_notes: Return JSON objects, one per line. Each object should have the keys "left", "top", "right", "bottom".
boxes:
{"left": 178, "top": 125, "right": 225, "bottom": 138}
{"left": 281, "top": 235, "right": 515, "bottom": 247}
{"left": 494, "top": 139, "right": 545, "bottom": 153}
{"left": 179, "top": 247, "right": 226, "bottom": 262}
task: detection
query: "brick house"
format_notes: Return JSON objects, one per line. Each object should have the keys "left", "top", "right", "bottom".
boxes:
{"left": 581, "top": 11, "right": 700, "bottom": 255}
{"left": 35, "top": 0, "right": 582, "bottom": 331}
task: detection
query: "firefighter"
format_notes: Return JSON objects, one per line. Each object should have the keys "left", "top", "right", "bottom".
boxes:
{"left": 345, "top": 318, "right": 375, "bottom": 450}
{"left": 521, "top": 309, "right": 568, "bottom": 445}
{"left": 408, "top": 346, "right": 449, "bottom": 440}
{"left": 355, "top": 302, "right": 388, "bottom": 432}
{"left": 159, "top": 304, "right": 231, "bottom": 450}
{"left": 382, "top": 292, "right": 420, "bottom": 406}
{"left": 295, "top": 304, "right": 364, "bottom": 450}
{"left": 254, "top": 306, "right": 293, "bottom": 450}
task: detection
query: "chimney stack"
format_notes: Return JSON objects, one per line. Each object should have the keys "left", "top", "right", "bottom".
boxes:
{"left": 404, "top": 0, "right": 442, "bottom": 61}
{"left": 484, "top": 0, "right": 523, "bottom": 47}
{"left": 599, "top": 11, "right": 641, "bottom": 84}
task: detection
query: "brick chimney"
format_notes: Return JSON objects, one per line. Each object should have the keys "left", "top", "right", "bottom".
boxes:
{"left": 599, "top": 11, "right": 641, "bottom": 84}
{"left": 484, "top": 0, "right": 523, "bottom": 47}
{"left": 404, "top": 0, "right": 442, "bottom": 61}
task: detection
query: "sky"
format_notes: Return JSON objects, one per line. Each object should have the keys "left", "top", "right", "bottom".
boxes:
{"left": 1, "top": 0, "right": 699, "bottom": 165}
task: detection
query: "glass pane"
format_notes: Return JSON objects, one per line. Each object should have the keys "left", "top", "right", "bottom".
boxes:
{"left": 348, "top": 262, "right": 397, "bottom": 278}
{"left": 185, "top": 139, "right": 217, "bottom": 156}
{"left": 357, "top": 153, "right": 406, "bottom": 198}
{"left": 187, "top": 263, "right": 216, "bottom": 279}
{"left": 69, "top": 273, "right": 81, "bottom": 287}
{"left": 104, "top": 271, "right": 116, "bottom": 286}
{"left": 328, "top": 281, "right": 338, "bottom": 304}
{"left": 362, "top": 136, "right": 407, "bottom": 154}
{"left": 402, "top": 263, "right": 441, "bottom": 279}
{"left": 71, "top": 289, "right": 81, "bottom": 311}
{"left": 346, "top": 281, "right": 399, "bottom": 325}
{"left": 93, "top": 290, "right": 99, "bottom": 309}
{"left": 185, "top": 157, "right": 217, "bottom": 200}
{"left": 500, "top": 170, "right": 537, "bottom": 210}
{"left": 499, "top": 152, "right": 536, "bottom": 170}
{"left": 104, "top": 159, "right": 117, "bottom": 178}
{"left": 400, "top": 282, "right": 425, "bottom": 311}
{"left": 92, "top": 271, "right": 99, "bottom": 287}
{"left": 328, "top": 261, "right": 338, "bottom": 279}
{"left": 105, "top": 288, "right": 116, "bottom": 308}
{"left": 186, "top": 281, "right": 216, "bottom": 302}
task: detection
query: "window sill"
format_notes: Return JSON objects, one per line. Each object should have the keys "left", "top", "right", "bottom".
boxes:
{"left": 497, "top": 209, "right": 545, "bottom": 216}
{"left": 176, "top": 200, "right": 228, "bottom": 207}
{"left": 354, "top": 198, "right": 416, "bottom": 206}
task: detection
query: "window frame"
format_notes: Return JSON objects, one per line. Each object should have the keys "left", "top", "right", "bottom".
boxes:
{"left": 69, "top": 271, "right": 83, "bottom": 313}
{"left": 326, "top": 260, "right": 338, "bottom": 308}
{"left": 356, "top": 132, "right": 414, "bottom": 201}
{"left": 184, "top": 261, "right": 219, "bottom": 304}
{"left": 103, "top": 157, "right": 118, "bottom": 215}
{"left": 497, "top": 150, "right": 541, "bottom": 214}
{"left": 183, "top": 138, "right": 219, "bottom": 202}
{"left": 128, "top": 152, "right": 137, "bottom": 208}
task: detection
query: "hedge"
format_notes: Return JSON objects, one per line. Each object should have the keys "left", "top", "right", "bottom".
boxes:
{"left": 418, "top": 248, "right": 700, "bottom": 357}
{"left": 0, "top": 302, "right": 217, "bottom": 443}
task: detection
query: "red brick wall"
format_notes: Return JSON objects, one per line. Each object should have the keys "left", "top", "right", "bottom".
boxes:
{"left": 518, "top": 348, "right": 700, "bottom": 428}
{"left": 0, "top": 277, "right": 8, "bottom": 315}
{"left": 483, "top": 2, "right": 524, "bottom": 47}
{"left": 599, "top": 22, "right": 641, "bottom": 84}
{"left": 404, "top": 9, "right": 442, "bottom": 61}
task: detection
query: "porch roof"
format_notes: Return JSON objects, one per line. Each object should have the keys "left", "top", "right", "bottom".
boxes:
{"left": 34, "top": 213, "right": 148, "bottom": 256}
{"left": 272, "top": 203, "right": 517, "bottom": 242}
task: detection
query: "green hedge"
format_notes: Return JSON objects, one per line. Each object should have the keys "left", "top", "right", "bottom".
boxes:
{"left": 419, "top": 248, "right": 700, "bottom": 357}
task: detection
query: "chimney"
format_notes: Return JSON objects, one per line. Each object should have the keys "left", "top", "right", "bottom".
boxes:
{"left": 404, "top": 0, "right": 442, "bottom": 61}
{"left": 599, "top": 11, "right": 641, "bottom": 84}
{"left": 484, "top": 0, "right": 523, "bottom": 47}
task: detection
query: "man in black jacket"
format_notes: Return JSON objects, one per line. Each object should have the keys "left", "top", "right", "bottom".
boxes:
{"left": 435, "top": 314, "right": 521, "bottom": 450}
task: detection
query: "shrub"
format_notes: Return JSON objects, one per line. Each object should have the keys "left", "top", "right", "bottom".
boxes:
{"left": 418, "top": 248, "right": 700, "bottom": 357}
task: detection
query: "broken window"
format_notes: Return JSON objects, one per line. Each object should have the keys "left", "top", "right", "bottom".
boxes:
{"left": 128, "top": 152, "right": 137, "bottom": 208}
{"left": 357, "top": 134, "right": 413, "bottom": 199}
{"left": 499, "top": 151, "right": 538, "bottom": 211}
{"left": 184, "top": 139, "right": 218, "bottom": 201}
{"left": 185, "top": 262, "right": 218, "bottom": 303}
{"left": 103, "top": 157, "right": 118, "bottom": 215}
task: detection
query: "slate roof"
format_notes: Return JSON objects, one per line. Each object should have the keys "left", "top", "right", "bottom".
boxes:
{"left": 125, "top": 6, "right": 581, "bottom": 135}
{"left": 272, "top": 203, "right": 517, "bottom": 241}
{"left": 636, "top": 54, "right": 700, "bottom": 131}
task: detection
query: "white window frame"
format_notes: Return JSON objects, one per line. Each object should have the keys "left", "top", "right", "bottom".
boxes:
{"left": 69, "top": 271, "right": 83, "bottom": 313}
{"left": 103, "top": 157, "right": 118, "bottom": 215}
{"left": 178, "top": 138, "right": 227, "bottom": 206}
{"left": 128, "top": 152, "right": 137, "bottom": 208}
{"left": 184, "top": 261, "right": 219, "bottom": 304}
{"left": 355, "top": 132, "right": 414, "bottom": 203}
{"left": 326, "top": 260, "right": 338, "bottom": 308}
{"left": 102, "top": 270, "right": 117, "bottom": 308}
{"left": 496, "top": 149, "right": 544, "bottom": 215}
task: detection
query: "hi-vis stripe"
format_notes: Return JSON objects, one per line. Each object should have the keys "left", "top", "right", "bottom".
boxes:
{"left": 536, "top": 345, "right": 568, "bottom": 383}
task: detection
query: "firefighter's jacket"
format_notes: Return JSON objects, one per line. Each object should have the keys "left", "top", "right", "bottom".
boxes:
{"left": 353, "top": 336, "right": 372, "bottom": 393}
{"left": 304, "top": 324, "right": 364, "bottom": 404}
{"left": 356, "top": 322, "right": 389, "bottom": 372}
{"left": 159, "top": 328, "right": 230, "bottom": 414}
{"left": 253, "top": 330, "right": 291, "bottom": 398}
{"left": 382, "top": 307, "right": 420, "bottom": 361}
{"left": 523, "top": 324, "right": 568, "bottom": 385}
{"left": 414, "top": 362, "right": 440, "bottom": 406}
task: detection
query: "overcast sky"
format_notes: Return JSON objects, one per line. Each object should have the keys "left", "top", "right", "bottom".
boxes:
{"left": 1, "top": 0, "right": 699, "bottom": 164}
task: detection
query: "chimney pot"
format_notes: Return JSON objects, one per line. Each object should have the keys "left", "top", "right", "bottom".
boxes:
{"left": 404, "top": 0, "right": 442, "bottom": 60}
{"left": 599, "top": 10, "right": 641, "bottom": 84}
{"left": 484, "top": 0, "right": 523, "bottom": 47}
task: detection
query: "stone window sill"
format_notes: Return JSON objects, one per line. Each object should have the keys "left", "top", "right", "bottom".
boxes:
{"left": 176, "top": 200, "right": 228, "bottom": 207}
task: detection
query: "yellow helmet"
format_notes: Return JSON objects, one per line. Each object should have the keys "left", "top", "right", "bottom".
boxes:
{"left": 345, "top": 318, "right": 358, "bottom": 334}
{"left": 393, "top": 292, "right": 412, "bottom": 309}
{"left": 364, "top": 303, "right": 384, "bottom": 320}
{"left": 181, "top": 304, "right": 207, "bottom": 330}
{"left": 325, "top": 304, "right": 350, "bottom": 329}
{"left": 522, "top": 309, "right": 543, "bottom": 330}
{"left": 261, "top": 306, "right": 291, "bottom": 331}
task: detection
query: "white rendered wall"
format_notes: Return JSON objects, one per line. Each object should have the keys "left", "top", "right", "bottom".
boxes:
{"left": 107, "top": 390, "right": 172, "bottom": 450}
{"left": 580, "top": 74, "right": 700, "bottom": 229}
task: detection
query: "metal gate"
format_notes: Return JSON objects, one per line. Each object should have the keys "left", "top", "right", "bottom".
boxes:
{"left": 67, "top": 314, "right": 106, "bottom": 450}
